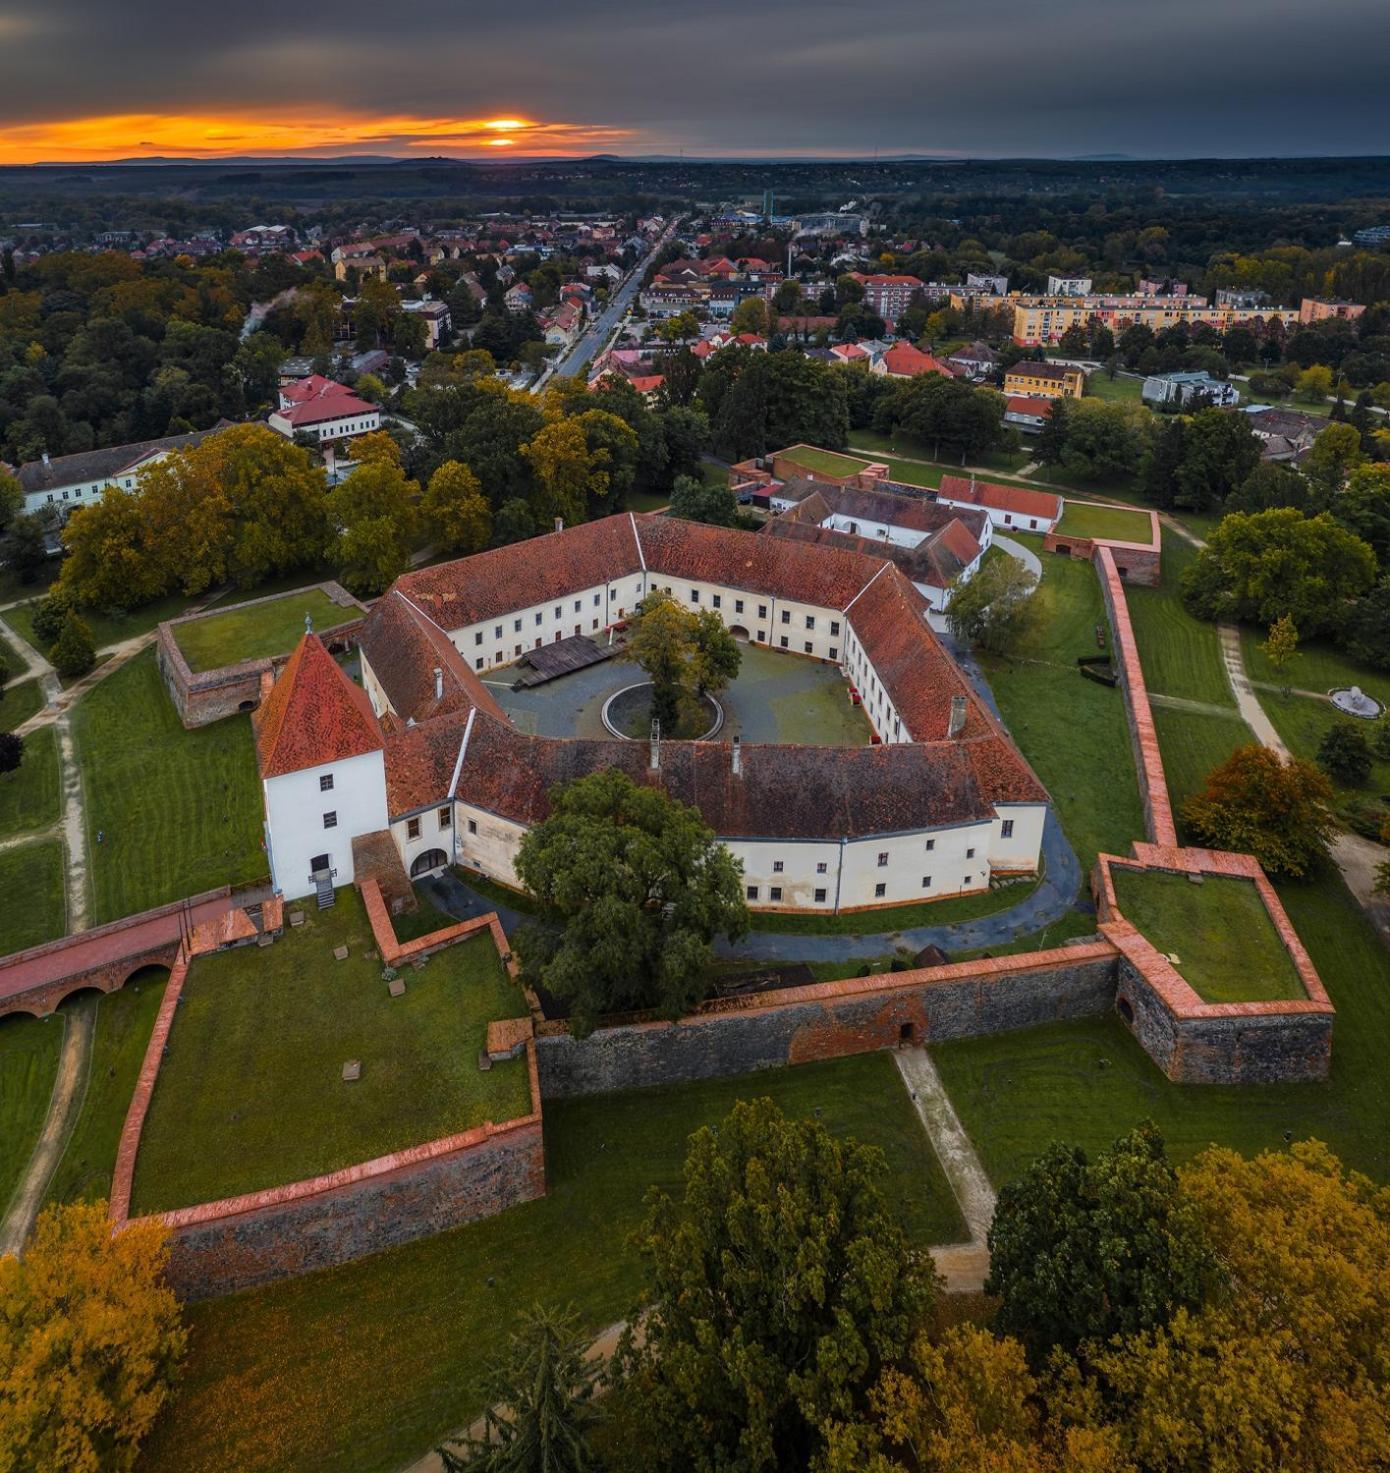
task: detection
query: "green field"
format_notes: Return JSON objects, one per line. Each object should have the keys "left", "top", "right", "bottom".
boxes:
{"left": 1125, "top": 533, "right": 1234, "bottom": 706}
{"left": 0, "top": 1012, "right": 63, "bottom": 1219}
{"left": 74, "top": 649, "right": 265, "bottom": 924}
{"left": 1240, "top": 626, "right": 1390, "bottom": 708}
{"left": 173, "top": 588, "right": 354, "bottom": 673}
{"left": 0, "top": 677, "right": 45, "bottom": 733}
{"left": 1255, "top": 690, "right": 1390, "bottom": 823}
{"left": 131, "top": 891, "right": 532, "bottom": 1213}
{"left": 1057, "top": 500, "right": 1154, "bottom": 544}
{"left": 979, "top": 542, "right": 1145, "bottom": 880}
{"left": 44, "top": 975, "right": 169, "bottom": 1207}
{"left": 0, "top": 724, "right": 60, "bottom": 840}
{"left": 138, "top": 1052, "right": 966, "bottom": 1473}
{"left": 1151, "top": 706, "right": 1256, "bottom": 824}
{"left": 779, "top": 445, "right": 873, "bottom": 478}
{"left": 1082, "top": 373, "right": 1145, "bottom": 403}
{"left": 3, "top": 589, "right": 199, "bottom": 656}
{"left": 0, "top": 841, "right": 67, "bottom": 956}
{"left": 934, "top": 865, "right": 1390, "bottom": 1188}
{"left": 848, "top": 431, "right": 1032, "bottom": 478}
{"left": 1111, "top": 868, "right": 1305, "bottom": 1003}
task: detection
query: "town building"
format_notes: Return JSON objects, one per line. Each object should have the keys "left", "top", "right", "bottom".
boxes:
{"left": 947, "top": 341, "right": 999, "bottom": 380}
{"left": 965, "top": 273, "right": 1009, "bottom": 296}
{"left": 1141, "top": 371, "right": 1240, "bottom": 408}
{"left": 1003, "top": 395, "right": 1053, "bottom": 432}
{"left": 399, "top": 299, "right": 451, "bottom": 351}
{"left": 935, "top": 475, "right": 1063, "bottom": 533}
{"left": 331, "top": 244, "right": 387, "bottom": 282}
{"left": 1046, "top": 275, "right": 1093, "bottom": 296}
{"left": 874, "top": 342, "right": 954, "bottom": 379}
{"left": 13, "top": 425, "right": 232, "bottom": 518}
{"left": 851, "top": 274, "right": 924, "bottom": 326}
{"left": 1003, "top": 361, "right": 1086, "bottom": 400}
{"left": 1011, "top": 297, "right": 1298, "bottom": 346}
{"left": 267, "top": 376, "right": 381, "bottom": 444}
{"left": 253, "top": 517, "right": 1049, "bottom": 908}
{"left": 1299, "top": 297, "right": 1366, "bottom": 324}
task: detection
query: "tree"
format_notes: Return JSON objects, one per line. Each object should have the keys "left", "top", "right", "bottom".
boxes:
{"left": 327, "top": 460, "right": 419, "bottom": 596}
{"left": 57, "top": 488, "right": 165, "bottom": 613}
{"left": 523, "top": 411, "right": 639, "bottom": 527}
{"left": 1056, "top": 400, "right": 1150, "bottom": 483}
{"left": 986, "top": 1123, "right": 1217, "bottom": 1366}
{"left": 1034, "top": 396, "right": 1071, "bottom": 467}
{"left": 0, "top": 468, "right": 21, "bottom": 533}
{"left": 1173, "top": 407, "right": 1261, "bottom": 511}
{"left": 1181, "top": 508, "right": 1377, "bottom": 637}
{"left": 422, "top": 460, "right": 491, "bottom": 554}
{"left": 691, "top": 608, "right": 740, "bottom": 696}
{"left": 729, "top": 296, "right": 769, "bottom": 335}
{"left": 1181, "top": 743, "right": 1336, "bottom": 877}
{"left": 513, "top": 769, "right": 748, "bottom": 1030}
{"left": 623, "top": 590, "right": 710, "bottom": 729}
{"left": 668, "top": 474, "right": 737, "bottom": 527}
{"left": 709, "top": 350, "right": 850, "bottom": 461}
{"left": 0, "top": 1200, "right": 186, "bottom": 1472}
{"left": 1346, "top": 581, "right": 1390, "bottom": 669}
{"left": 1335, "top": 464, "right": 1390, "bottom": 569}
{"left": 49, "top": 608, "right": 96, "bottom": 678}
{"left": 1136, "top": 416, "right": 1186, "bottom": 510}
{"left": 1303, "top": 421, "right": 1364, "bottom": 506}
{"left": 1226, "top": 461, "right": 1310, "bottom": 515}
{"left": 1295, "top": 363, "right": 1334, "bottom": 402}
{"left": 1317, "top": 720, "right": 1373, "bottom": 786}
{"left": 350, "top": 428, "right": 402, "bottom": 467}
{"left": 438, "top": 1305, "right": 599, "bottom": 1473}
{"left": 605, "top": 1097, "right": 933, "bottom": 1473}
{"left": 946, "top": 555, "right": 1040, "bottom": 655}
{"left": 0, "top": 731, "right": 22, "bottom": 774}
{"left": 30, "top": 586, "right": 76, "bottom": 648}
{"left": 1066, "top": 1142, "right": 1390, "bottom": 1473}
{"left": 1261, "top": 614, "right": 1299, "bottom": 696}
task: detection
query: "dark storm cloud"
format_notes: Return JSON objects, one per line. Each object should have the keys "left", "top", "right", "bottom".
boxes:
{"left": 0, "top": 0, "right": 1387, "bottom": 156}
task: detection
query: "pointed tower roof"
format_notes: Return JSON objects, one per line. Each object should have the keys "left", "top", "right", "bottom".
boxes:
{"left": 253, "top": 633, "right": 383, "bottom": 780}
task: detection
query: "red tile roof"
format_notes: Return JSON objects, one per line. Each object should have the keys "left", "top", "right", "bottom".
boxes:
{"left": 880, "top": 342, "right": 953, "bottom": 378}
{"left": 938, "top": 475, "right": 1062, "bottom": 523}
{"left": 253, "top": 634, "right": 383, "bottom": 779}
{"left": 1005, "top": 396, "right": 1054, "bottom": 416}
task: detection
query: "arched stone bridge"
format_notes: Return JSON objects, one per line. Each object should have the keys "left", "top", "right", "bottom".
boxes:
{"left": 0, "top": 888, "right": 247, "bottom": 1020}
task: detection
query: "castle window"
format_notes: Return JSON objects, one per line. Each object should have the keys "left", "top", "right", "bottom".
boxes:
{"left": 468, "top": 819, "right": 477, "bottom": 834}
{"left": 319, "top": 774, "right": 334, "bottom": 792}
{"left": 735, "top": 599, "right": 744, "bottom": 613}
{"left": 779, "top": 636, "right": 789, "bottom": 649}
{"left": 690, "top": 589, "right": 699, "bottom": 603}
{"left": 746, "top": 885, "right": 759, "bottom": 901}
{"left": 1001, "top": 820, "right": 1014, "bottom": 839}
{"left": 875, "top": 882, "right": 886, "bottom": 898}
{"left": 769, "top": 886, "right": 782, "bottom": 902}
{"left": 773, "top": 860, "right": 784, "bottom": 873}
{"left": 758, "top": 604, "right": 767, "bottom": 618}
{"left": 922, "top": 876, "right": 932, "bottom": 888}
{"left": 535, "top": 613, "right": 543, "bottom": 626}
{"left": 816, "top": 861, "right": 828, "bottom": 874}
{"left": 814, "top": 888, "right": 827, "bottom": 903}
{"left": 877, "top": 852, "right": 889, "bottom": 866}
{"left": 474, "top": 631, "right": 483, "bottom": 645}
{"left": 925, "top": 838, "right": 935, "bottom": 851}
{"left": 830, "top": 620, "right": 840, "bottom": 635}
{"left": 805, "top": 615, "right": 814, "bottom": 630}
{"left": 780, "top": 610, "right": 790, "bottom": 624}
{"left": 407, "top": 817, "right": 420, "bottom": 839}
{"left": 829, "top": 647, "right": 838, "bottom": 661}
{"left": 966, "top": 847, "right": 976, "bottom": 859}
{"left": 712, "top": 594, "right": 721, "bottom": 609}
{"left": 323, "top": 811, "right": 338, "bottom": 830}
{"left": 438, "top": 807, "right": 451, "bottom": 829}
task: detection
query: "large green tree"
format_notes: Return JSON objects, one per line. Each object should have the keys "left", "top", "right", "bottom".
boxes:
{"left": 1181, "top": 507, "right": 1376, "bottom": 636}
{"left": 605, "top": 1097, "right": 933, "bottom": 1473}
{"left": 326, "top": 460, "right": 419, "bottom": 596}
{"left": 946, "top": 555, "right": 1040, "bottom": 655}
{"left": 514, "top": 769, "right": 748, "bottom": 1029}
{"left": 986, "top": 1123, "right": 1218, "bottom": 1365}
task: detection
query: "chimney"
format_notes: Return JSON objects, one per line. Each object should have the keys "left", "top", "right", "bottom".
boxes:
{"left": 948, "top": 694, "right": 968, "bottom": 738}
{"left": 41, "top": 451, "right": 50, "bottom": 467}
{"left": 731, "top": 736, "right": 742, "bottom": 776}
{"left": 649, "top": 718, "right": 660, "bottom": 771}
{"left": 433, "top": 667, "right": 444, "bottom": 701}
{"left": 554, "top": 517, "right": 564, "bottom": 533}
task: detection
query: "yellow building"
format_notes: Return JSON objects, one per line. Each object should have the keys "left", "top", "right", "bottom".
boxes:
{"left": 1011, "top": 299, "right": 1299, "bottom": 346}
{"left": 1003, "top": 361, "right": 1086, "bottom": 400}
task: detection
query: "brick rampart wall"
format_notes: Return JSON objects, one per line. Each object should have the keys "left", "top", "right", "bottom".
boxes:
{"left": 1045, "top": 532, "right": 1161, "bottom": 587}
{"left": 1095, "top": 545, "right": 1178, "bottom": 845}
{"left": 534, "top": 944, "right": 1119, "bottom": 1098}
{"left": 156, "top": 582, "right": 364, "bottom": 728}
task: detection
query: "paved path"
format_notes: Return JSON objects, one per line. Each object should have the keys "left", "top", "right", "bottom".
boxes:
{"left": 993, "top": 532, "right": 1041, "bottom": 580}
{"left": 1218, "top": 623, "right": 1286, "bottom": 753}
{"left": 895, "top": 1047, "right": 996, "bottom": 1293}
{"left": 0, "top": 1000, "right": 92, "bottom": 1255}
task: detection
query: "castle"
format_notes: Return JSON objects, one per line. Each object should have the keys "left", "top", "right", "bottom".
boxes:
{"left": 254, "top": 514, "right": 1049, "bottom": 911}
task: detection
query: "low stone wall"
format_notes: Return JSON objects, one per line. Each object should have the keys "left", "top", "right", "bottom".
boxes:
{"left": 156, "top": 581, "right": 364, "bottom": 728}
{"left": 1095, "top": 545, "right": 1178, "bottom": 846}
{"left": 534, "top": 943, "right": 1119, "bottom": 1098}
{"left": 1043, "top": 505, "right": 1162, "bottom": 588}
{"left": 159, "top": 1092, "right": 544, "bottom": 1301}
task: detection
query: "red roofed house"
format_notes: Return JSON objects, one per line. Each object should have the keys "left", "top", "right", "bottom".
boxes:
{"left": 936, "top": 474, "right": 1063, "bottom": 533}
{"left": 874, "top": 342, "right": 954, "bottom": 379}
{"left": 268, "top": 375, "right": 381, "bottom": 445}
{"left": 254, "top": 633, "right": 387, "bottom": 902}
{"left": 1003, "top": 395, "right": 1054, "bottom": 432}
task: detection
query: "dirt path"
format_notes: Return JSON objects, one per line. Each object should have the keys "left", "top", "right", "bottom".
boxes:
{"left": 0, "top": 999, "right": 93, "bottom": 1256}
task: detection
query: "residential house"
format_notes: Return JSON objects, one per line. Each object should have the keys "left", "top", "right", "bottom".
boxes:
{"left": 1003, "top": 396, "right": 1053, "bottom": 432}
{"left": 936, "top": 474, "right": 1063, "bottom": 533}
{"left": 1299, "top": 298, "right": 1366, "bottom": 324}
{"left": 947, "top": 342, "right": 999, "bottom": 380}
{"left": 268, "top": 376, "right": 381, "bottom": 445}
{"left": 1003, "top": 361, "right": 1086, "bottom": 400}
{"left": 874, "top": 342, "right": 953, "bottom": 379}
{"left": 1142, "top": 371, "right": 1240, "bottom": 408}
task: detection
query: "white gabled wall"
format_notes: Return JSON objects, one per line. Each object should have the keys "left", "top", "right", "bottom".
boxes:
{"left": 263, "top": 749, "right": 389, "bottom": 900}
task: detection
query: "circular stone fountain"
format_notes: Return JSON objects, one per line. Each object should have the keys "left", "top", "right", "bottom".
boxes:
{"left": 1329, "top": 685, "right": 1384, "bottom": 720}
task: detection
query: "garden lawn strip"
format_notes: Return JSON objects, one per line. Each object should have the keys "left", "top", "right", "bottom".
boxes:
{"left": 0, "top": 841, "right": 67, "bottom": 955}
{"left": 0, "top": 724, "right": 60, "bottom": 839}
{"left": 1124, "top": 531, "right": 1234, "bottom": 707}
{"left": 0, "top": 1014, "right": 64, "bottom": 1219}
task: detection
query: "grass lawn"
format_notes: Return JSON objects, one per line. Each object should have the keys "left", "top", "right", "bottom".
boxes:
{"left": 1111, "top": 869, "right": 1305, "bottom": 1003}
{"left": 1151, "top": 706, "right": 1256, "bottom": 822}
{"left": 779, "top": 445, "right": 873, "bottom": 478}
{"left": 45, "top": 975, "right": 169, "bottom": 1207}
{"left": 749, "top": 873, "right": 1041, "bottom": 934}
{"left": 390, "top": 887, "right": 470, "bottom": 944}
{"left": 0, "top": 841, "right": 67, "bottom": 955}
{"left": 1125, "top": 532, "right": 1233, "bottom": 707}
{"left": 978, "top": 548, "right": 1145, "bottom": 880}
{"left": 1083, "top": 374, "right": 1145, "bottom": 403}
{"left": 173, "top": 589, "right": 354, "bottom": 674}
{"left": 848, "top": 430, "right": 1031, "bottom": 478}
{"left": 1240, "top": 625, "right": 1390, "bottom": 708}
{"left": 0, "top": 1012, "right": 64, "bottom": 1219}
{"left": 139, "top": 1052, "right": 966, "bottom": 1473}
{"left": 4, "top": 589, "right": 199, "bottom": 656}
{"left": 1057, "top": 500, "right": 1153, "bottom": 543}
{"left": 74, "top": 649, "right": 265, "bottom": 925}
{"left": 933, "top": 864, "right": 1390, "bottom": 1188}
{"left": 0, "top": 724, "right": 60, "bottom": 840}
{"left": 0, "top": 678, "right": 45, "bottom": 733}
{"left": 1255, "top": 690, "right": 1390, "bottom": 825}
{"left": 131, "top": 890, "right": 532, "bottom": 1213}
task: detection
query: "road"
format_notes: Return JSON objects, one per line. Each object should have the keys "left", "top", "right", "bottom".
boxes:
{"left": 537, "top": 219, "right": 682, "bottom": 389}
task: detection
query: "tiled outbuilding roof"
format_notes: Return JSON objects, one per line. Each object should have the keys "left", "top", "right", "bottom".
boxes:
{"left": 937, "top": 475, "right": 1062, "bottom": 523}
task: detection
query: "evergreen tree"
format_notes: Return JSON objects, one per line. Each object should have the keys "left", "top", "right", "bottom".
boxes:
{"left": 49, "top": 609, "right": 96, "bottom": 679}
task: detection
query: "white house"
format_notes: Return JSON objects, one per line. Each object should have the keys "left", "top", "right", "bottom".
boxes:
{"left": 267, "top": 375, "right": 381, "bottom": 444}
{"left": 1141, "top": 371, "right": 1240, "bottom": 409}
